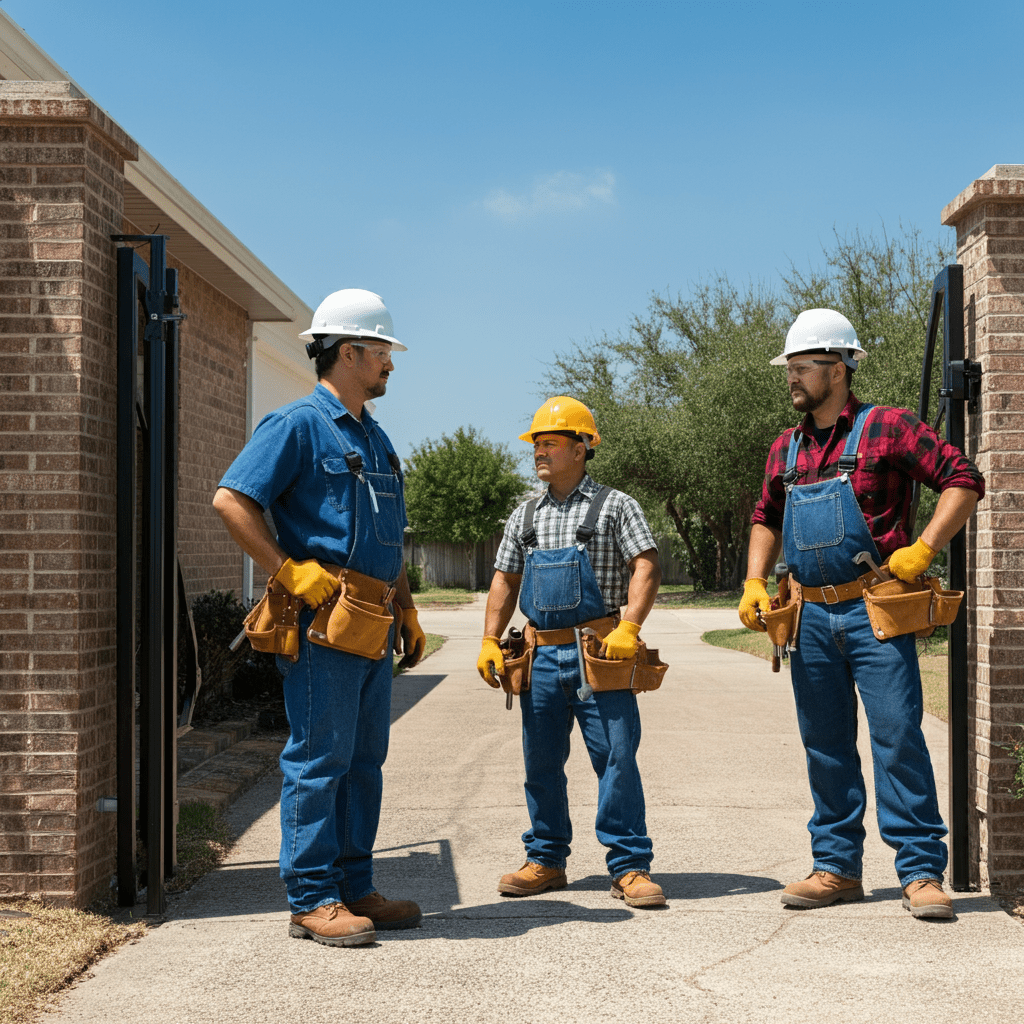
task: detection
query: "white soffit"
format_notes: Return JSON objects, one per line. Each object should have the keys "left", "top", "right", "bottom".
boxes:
{"left": 0, "top": 10, "right": 311, "bottom": 327}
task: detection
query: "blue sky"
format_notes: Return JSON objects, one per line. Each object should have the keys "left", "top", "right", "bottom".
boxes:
{"left": 5, "top": 0, "right": 1023, "bottom": 465}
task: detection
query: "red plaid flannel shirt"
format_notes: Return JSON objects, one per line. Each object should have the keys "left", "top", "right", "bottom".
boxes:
{"left": 751, "top": 393, "right": 985, "bottom": 559}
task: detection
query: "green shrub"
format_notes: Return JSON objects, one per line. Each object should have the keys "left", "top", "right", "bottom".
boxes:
{"left": 405, "top": 562, "right": 423, "bottom": 593}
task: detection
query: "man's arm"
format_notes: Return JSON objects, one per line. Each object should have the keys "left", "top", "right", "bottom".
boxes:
{"left": 746, "top": 523, "right": 783, "bottom": 581}
{"left": 212, "top": 486, "right": 287, "bottom": 577}
{"left": 919, "top": 487, "right": 980, "bottom": 553}
{"left": 483, "top": 570, "right": 522, "bottom": 638}
{"left": 477, "top": 570, "right": 522, "bottom": 686}
{"left": 622, "top": 549, "right": 661, "bottom": 627}
{"left": 739, "top": 523, "right": 782, "bottom": 631}
{"left": 889, "top": 486, "right": 980, "bottom": 581}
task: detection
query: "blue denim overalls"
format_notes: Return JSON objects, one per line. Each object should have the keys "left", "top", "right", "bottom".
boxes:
{"left": 516, "top": 486, "right": 653, "bottom": 877}
{"left": 221, "top": 385, "right": 405, "bottom": 913}
{"left": 782, "top": 404, "right": 947, "bottom": 885}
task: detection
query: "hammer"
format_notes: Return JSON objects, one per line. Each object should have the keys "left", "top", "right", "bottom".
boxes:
{"left": 853, "top": 550, "right": 890, "bottom": 581}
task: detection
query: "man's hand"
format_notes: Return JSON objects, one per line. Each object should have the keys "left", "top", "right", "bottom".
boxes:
{"left": 274, "top": 558, "right": 340, "bottom": 608}
{"left": 398, "top": 608, "right": 426, "bottom": 670}
{"left": 739, "top": 577, "right": 770, "bottom": 631}
{"left": 477, "top": 636, "right": 504, "bottom": 687}
{"left": 888, "top": 538, "right": 936, "bottom": 582}
{"left": 601, "top": 620, "right": 641, "bottom": 660}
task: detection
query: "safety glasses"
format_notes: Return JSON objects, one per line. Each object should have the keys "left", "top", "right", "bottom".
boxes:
{"left": 347, "top": 341, "right": 393, "bottom": 364}
{"left": 785, "top": 359, "right": 840, "bottom": 379}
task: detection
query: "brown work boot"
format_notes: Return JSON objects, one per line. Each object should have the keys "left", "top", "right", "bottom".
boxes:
{"left": 346, "top": 891, "right": 422, "bottom": 930}
{"left": 781, "top": 870, "right": 864, "bottom": 908}
{"left": 498, "top": 861, "right": 568, "bottom": 896}
{"left": 611, "top": 869, "right": 666, "bottom": 908}
{"left": 288, "top": 902, "right": 376, "bottom": 947}
{"left": 902, "top": 878, "right": 954, "bottom": 919}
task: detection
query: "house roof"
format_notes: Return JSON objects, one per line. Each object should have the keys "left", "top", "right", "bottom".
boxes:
{"left": 0, "top": 10, "right": 312, "bottom": 326}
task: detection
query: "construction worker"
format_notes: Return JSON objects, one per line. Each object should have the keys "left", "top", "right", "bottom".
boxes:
{"left": 213, "top": 289, "right": 425, "bottom": 947}
{"left": 740, "top": 308, "right": 984, "bottom": 919}
{"left": 478, "top": 397, "right": 666, "bottom": 907}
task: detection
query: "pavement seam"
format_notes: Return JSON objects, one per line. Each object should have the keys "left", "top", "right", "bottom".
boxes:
{"left": 684, "top": 916, "right": 794, "bottom": 993}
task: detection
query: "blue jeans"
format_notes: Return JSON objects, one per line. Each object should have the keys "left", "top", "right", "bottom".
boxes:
{"left": 276, "top": 619, "right": 393, "bottom": 912}
{"left": 520, "top": 642, "right": 652, "bottom": 877}
{"left": 789, "top": 597, "right": 947, "bottom": 886}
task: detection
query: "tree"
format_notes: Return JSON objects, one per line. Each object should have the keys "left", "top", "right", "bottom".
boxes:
{"left": 545, "top": 224, "right": 954, "bottom": 588}
{"left": 546, "top": 278, "right": 793, "bottom": 588}
{"left": 404, "top": 426, "right": 527, "bottom": 589}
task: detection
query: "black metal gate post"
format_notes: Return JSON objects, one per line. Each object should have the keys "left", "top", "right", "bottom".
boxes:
{"left": 113, "top": 235, "right": 193, "bottom": 915}
{"left": 918, "top": 263, "right": 983, "bottom": 891}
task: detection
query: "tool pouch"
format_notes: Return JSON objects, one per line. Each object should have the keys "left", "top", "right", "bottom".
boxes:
{"left": 307, "top": 566, "right": 396, "bottom": 660}
{"left": 499, "top": 625, "right": 536, "bottom": 695}
{"left": 243, "top": 578, "right": 303, "bottom": 662}
{"left": 762, "top": 575, "right": 803, "bottom": 650}
{"left": 580, "top": 635, "right": 668, "bottom": 693}
{"left": 862, "top": 573, "right": 963, "bottom": 641}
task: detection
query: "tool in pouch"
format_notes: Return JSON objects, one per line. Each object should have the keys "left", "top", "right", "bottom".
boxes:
{"left": 756, "top": 562, "right": 803, "bottom": 673}
{"left": 493, "top": 626, "right": 535, "bottom": 710}
{"left": 852, "top": 550, "right": 963, "bottom": 641}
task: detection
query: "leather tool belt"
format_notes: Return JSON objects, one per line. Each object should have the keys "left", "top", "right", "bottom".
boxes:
{"left": 760, "top": 573, "right": 804, "bottom": 672}
{"left": 498, "top": 625, "right": 536, "bottom": 696}
{"left": 800, "top": 569, "right": 883, "bottom": 605}
{"left": 243, "top": 563, "right": 398, "bottom": 663}
{"left": 533, "top": 615, "right": 618, "bottom": 647}
{"left": 580, "top": 633, "right": 668, "bottom": 693}
{"left": 861, "top": 571, "right": 962, "bottom": 641}
{"left": 499, "top": 616, "right": 619, "bottom": 696}
{"left": 307, "top": 564, "right": 398, "bottom": 660}
{"left": 242, "top": 577, "right": 304, "bottom": 662}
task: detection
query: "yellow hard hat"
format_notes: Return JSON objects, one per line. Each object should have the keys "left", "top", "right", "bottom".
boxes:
{"left": 518, "top": 396, "right": 601, "bottom": 445}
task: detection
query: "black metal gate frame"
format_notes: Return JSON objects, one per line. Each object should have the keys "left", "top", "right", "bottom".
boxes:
{"left": 918, "top": 263, "right": 982, "bottom": 892}
{"left": 113, "top": 235, "right": 200, "bottom": 915}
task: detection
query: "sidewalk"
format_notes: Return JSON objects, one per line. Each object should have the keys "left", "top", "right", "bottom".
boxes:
{"left": 45, "top": 604, "right": 1024, "bottom": 1024}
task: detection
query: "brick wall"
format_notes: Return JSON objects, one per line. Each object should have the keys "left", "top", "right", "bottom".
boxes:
{"left": 0, "top": 84, "right": 138, "bottom": 905}
{"left": 942, "top": 165, "right": 1024, "bottom": 891}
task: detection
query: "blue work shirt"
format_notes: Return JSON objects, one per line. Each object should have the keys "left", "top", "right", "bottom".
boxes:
{"left": 219, "top": 383, "right": 407, "bottom": 579}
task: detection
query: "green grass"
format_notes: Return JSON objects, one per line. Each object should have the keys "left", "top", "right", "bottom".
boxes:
{"left": 656, "top": 584, "right": 746, "bottom": 609}
{"left": 412, "top": 586, "right": 477, "bottom": 606}
{"left": 167, "top": 802, "right": 234, "bottom": 893}
{"left": 701, "top": 628, "right": 950, "bottom": 721}
{"left": 393, "top": 632, "right": 446, "bottom": 676}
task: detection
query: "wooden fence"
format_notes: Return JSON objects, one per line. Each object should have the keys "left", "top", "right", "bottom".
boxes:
{"left": 403, "top": 532, "right": 690, "bottom": 590}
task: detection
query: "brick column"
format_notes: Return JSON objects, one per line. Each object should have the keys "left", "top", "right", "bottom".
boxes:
{"left": 942, "top": 165, "right": 1024, "bottom": 892}
{"left": 0, "top": 82, "right": 138, "bottom": 905}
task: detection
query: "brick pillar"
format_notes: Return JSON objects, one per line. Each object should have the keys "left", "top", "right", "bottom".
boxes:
{"left": 0, "top": 82, "right": 138, "bottom": 905}
{"left": 942, "top": 165, "right": 1024, "bottom": 892}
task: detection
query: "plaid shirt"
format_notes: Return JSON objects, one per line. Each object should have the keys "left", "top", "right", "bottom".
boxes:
{"left": 751, "top": 393, "right": 985, "bottom": 559}
{"left": 495, "top": 474, "right": 657, "bottom": 613}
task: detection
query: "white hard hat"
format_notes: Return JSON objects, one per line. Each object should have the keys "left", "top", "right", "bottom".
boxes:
{"left": 301, "top": 288, "right": 407, "bottom": 354}
{"left": 770, "top": 308, "right": 866, "bottom": 369}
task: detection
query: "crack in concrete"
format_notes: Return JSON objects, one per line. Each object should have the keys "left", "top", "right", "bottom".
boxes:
{"left": 684, "top": 916, "right": 793, "bottom": 993}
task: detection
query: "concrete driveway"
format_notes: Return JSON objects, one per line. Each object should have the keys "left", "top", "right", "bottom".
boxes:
{"left": 44, "top": 602, "right": 1024, "bottom": 1024}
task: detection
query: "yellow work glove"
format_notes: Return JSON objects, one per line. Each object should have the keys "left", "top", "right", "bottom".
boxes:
{"left": 739, "top": 577, "right": 770, "bottom": 631}
{"left": 398, "top": 608, "right": 426, "bottom": 670}
{"left": 274, "top": 558, "right": 340, "bottom": 609}
{"left": 888, "top": 538, "right": 936, "bottom": 582}
{"left": 601, "top": 620, "right": 641, "bottom": 660}
{"left": 477, "top": 636, "right": 504, "bottom": 687}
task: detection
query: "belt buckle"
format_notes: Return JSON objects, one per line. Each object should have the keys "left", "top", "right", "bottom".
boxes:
{"left": 821, "top": 585, "right": 840, "bottom": 605}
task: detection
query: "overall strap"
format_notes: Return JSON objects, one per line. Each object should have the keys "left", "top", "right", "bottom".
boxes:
{"left": 520, "top": 498, "right": 540, "bottom": 549}
{"left": 575, "top": 485, "right": 612, "bottom": 545}
{"left": 837, "top": 404, "right": 875, "bottom": 474}
{"left": 783, "top": 428, "right": 802, "bottom": 486}
{"left": 306, "top": 393, "right": 399, "bottom": 478}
